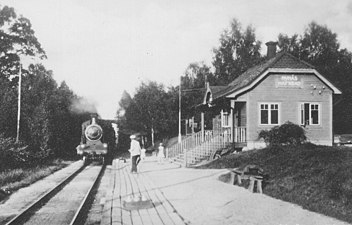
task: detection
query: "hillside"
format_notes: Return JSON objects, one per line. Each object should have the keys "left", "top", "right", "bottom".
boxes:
{"left": 197, "top": 144, "right": 352, "bottom": 223}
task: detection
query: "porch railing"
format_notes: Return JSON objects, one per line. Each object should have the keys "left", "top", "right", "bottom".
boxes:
{"left": 234, "top": 126, "right": 246, "bottom": 143}
{"left": 166, "top": 126, "right": 246, "bottom": 167}
{"left": 166, "top": 131, "right": 203, "bottom": 159}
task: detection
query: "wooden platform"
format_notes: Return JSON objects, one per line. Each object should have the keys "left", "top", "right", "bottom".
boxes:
{"left": 100, "top": 158, "right": 186, "bottom": 225}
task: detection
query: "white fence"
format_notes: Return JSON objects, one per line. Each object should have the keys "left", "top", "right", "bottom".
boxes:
{"left": 167, "top": 127, "right": 246, "bottom": 166}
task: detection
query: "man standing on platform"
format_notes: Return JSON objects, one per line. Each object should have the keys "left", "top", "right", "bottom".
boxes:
{"left": 129, "top": 135, "right": 141, "bottom": 173}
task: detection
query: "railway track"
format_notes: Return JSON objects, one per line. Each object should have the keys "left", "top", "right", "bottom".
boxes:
{"left": 5, "top": 163, "right": 105, "bottom": 225}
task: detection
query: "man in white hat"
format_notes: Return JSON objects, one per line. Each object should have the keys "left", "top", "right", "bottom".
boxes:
{"left": 129, "top": 135, "right": 141, "bottom": 173}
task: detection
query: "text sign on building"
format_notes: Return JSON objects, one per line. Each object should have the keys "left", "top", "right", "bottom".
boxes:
{"left": 276, "top": 75, "right": 302, "bottom": 88}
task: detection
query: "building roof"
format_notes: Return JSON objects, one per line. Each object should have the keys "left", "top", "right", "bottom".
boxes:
{"left": 209, "top": 86, "right": 228, "bottom": 99}
{"left": 206, "top": 52, "right": 341, "bottom": 103}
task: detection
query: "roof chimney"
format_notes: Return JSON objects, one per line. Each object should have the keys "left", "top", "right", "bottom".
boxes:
{"left": 266, "top": 41, "right": 278, "bottom": 59}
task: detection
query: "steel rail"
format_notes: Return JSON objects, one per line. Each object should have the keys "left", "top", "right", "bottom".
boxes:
{"left": 69, "top": 164, "right": 106, "bottom": 225}
{"left": 5, "top": 162, "right": 87, "bottom": 225}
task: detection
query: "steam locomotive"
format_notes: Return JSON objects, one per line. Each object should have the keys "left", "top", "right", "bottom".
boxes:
{"left": 76, "top": 117, "right": 108, "bottom": 164}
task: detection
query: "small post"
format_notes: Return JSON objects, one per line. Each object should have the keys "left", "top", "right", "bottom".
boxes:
{"left": 230, "top": 171, "right": 235, "bottom": 185}
{"left": 201, "top": 112, "right": 204, "bottom": 142}
{"left": 248, "top": 177, "right": 255, "bottom": 192}
{"left": 257, "top": 179, "right": 263, "bottom": 194}
{"left": 192, "top": 116, "right": 195, "bottom": 134}
{"left": 183, "top": 149, "right": 187, "bottom": 167}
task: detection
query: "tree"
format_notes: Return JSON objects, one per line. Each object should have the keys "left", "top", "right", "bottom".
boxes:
{"left": 48, "top": 81, "right": 91, "bottom": 157}
{"left": 300, "top": 22, "right": 340, "bottom": 64}
{"left": 277, "top": 33, "right": 301, "bottom": 57}
{"left": 0, "top": 5, "right": 46, "bottom": 82}
{"left": 212, "top": 18, "right": 262, "bottom": 85}
{"left": 133, "top": 81, "right": 169, "bottom": 145}
{"left": 20, "top": 65, "right": 56, "bottom": 147}
{"left": 0, "top": 76, "right": 17, "bottom": 137}
{"left": 179, "top": 62, "right": 215, "bottom": 133}
{"left": 116, "top": 90, "right": 133, "bottom": 128}
{"left": 118, "top": 81, "right": 178, "bottom": 147}
{"left": 0, "top": 5, "right": 87, "bottom": 164}
{"left": 0, "top": 5, "right": 47, "bottom": 140}
{"left": 183, "top": 62, "right": 214, "bottom": 88}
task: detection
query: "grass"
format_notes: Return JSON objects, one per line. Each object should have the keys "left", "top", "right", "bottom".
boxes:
{"left": 0, "top": 159, "right": 71, "bottom": 194}
{"left": 197, "top": 144, "right": 352, "bottom": 223}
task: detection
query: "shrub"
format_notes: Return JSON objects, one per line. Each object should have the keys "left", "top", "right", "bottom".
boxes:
{"left": 0, "top": 135, "right": 28, "bottom": 170}
{"left": 259, "top": 121, "right": 307, "bottom": 147}
{"left": 0, "top": 134, "right": 52, "bottom": 171}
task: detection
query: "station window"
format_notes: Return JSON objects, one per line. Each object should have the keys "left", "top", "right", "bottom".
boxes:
{"left": 260, "top": 103, "right": 279, "bottom": 125}
{"left": 300, "top": 103, "right": 320, "bottom": 125}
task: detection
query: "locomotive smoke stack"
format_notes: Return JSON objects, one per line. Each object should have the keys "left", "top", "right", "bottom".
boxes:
{"left": 92, "top": 117, "right": 96, "bottom": 124}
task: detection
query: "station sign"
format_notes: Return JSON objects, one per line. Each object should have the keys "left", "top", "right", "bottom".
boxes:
{"left": 275, "top": 75, "right": 302, "bottom": 88}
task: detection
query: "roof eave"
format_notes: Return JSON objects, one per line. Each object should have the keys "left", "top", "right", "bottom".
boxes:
{"left": 225, "top": 68, "right": 342, "bottom": 99}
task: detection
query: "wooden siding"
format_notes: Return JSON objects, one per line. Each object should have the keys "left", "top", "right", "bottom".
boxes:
{"left": 238, "top": 73, "right": 333, "bottom": 146}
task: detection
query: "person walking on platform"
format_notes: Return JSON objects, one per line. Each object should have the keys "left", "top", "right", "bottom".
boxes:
{"left": 129, "top": 135, "right": 141, "bottom": 173}
{"left": 157, "top": 143, "right": 165, "bottom": 164}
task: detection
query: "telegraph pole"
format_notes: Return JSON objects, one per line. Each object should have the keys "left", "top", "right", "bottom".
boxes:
{"left": 16, "top": 64, "right": 22, "bottom": 143}
{"left": 178, "top": 76, "right": 182, "bottom": 143}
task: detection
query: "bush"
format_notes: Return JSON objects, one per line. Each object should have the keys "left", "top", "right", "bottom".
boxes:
{"left": 259, "top": 121, "right": 307, "bottom": 147}
{"left": 0, "top": 134, "right": 52, "bottom": 171}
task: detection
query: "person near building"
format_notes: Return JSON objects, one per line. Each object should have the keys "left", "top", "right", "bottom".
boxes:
{"left": 157, "top": 143, "right": 165, "bottom": 164}
{"left": 140, "top": 145, "right": 146, "bottom": 161}
{"left": 129, "top": 135, "right": 141, "bottom": 173}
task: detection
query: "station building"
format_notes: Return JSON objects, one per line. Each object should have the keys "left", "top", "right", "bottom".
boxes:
{"left": 199, "top": 42, "right": 342, "bottom": 150}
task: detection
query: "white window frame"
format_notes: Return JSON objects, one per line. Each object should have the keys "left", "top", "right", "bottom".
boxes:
{"left": 221, "top": 110, "right": 230, "bottom": 127}
{"left": 300, "top": 102, "right": 321, "bottom": 126}
{"left": 259, "top": 103, "right": 280, "bottom": 125}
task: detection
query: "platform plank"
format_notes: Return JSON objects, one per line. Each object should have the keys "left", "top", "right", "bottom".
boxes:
{"left": 142, "top": 172, "right": 185, "bottom": 225}
{"left": 102, "top": 158, "right": 186, "bottom": 225}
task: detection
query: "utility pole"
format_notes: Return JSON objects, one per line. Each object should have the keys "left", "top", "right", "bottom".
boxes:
{"left": 178, "top": 76, "right": 182, "bottom": 143}
{"left": 16, "top": 64, "right": 22, "bottom": 143}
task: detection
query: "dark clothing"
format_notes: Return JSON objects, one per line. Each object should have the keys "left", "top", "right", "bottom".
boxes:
{"left": 131, "top": 155, "right": 141, "bottom": 173}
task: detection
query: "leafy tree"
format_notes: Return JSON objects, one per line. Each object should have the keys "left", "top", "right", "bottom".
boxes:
{"left": 300, "top": 22, "right": 340, "bottom": 64}
{"left": 116, "top": 90, "right": 133, "bottom": 130}
{"left": 0, "top": 76, "right": 17, "bottom": 137}
{"left": 0, "top": 5, "right": 45, "bottom": 82}
{"left": 118, "top": 81, "right": 178, "bottom": 147}
{"left": 133, "top": 81, "right": 169, "bottom": 144}
{"left": 183, "top": 62, "right": 214, "bottom": 88}
{"left": 0, "top": 5, "right": 47, "bottom": 142}
{"left": 20, "top": 65, "right": 57, "bottom": 148}
{"left": 277, "top": 33, "right": 301, "bottom": 57}
{"left": 0, "top": 5, "right": 85, "bottom": 161}
{"left": 47, "top": 81, "right": 83, "bottom": 157}
{"left": 181, "top": 62, "right": 213, "bottom": 112}
{"left": 179, "top": 62, "right": 215, "bottom": 133}
{"left": 118, "top": 90, "right": 133, "bottom": 113}
{"left": 212, "top": 18, "right": 263, "bottom": 85}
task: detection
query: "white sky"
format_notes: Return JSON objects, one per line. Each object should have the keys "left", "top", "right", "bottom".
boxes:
{"left": 2, "top": 0, "right": 352, "bottom": 119}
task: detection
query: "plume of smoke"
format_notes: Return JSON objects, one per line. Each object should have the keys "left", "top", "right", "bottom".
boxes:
{"left": 70, "top": 97, "right": 98, "bottom": 115}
